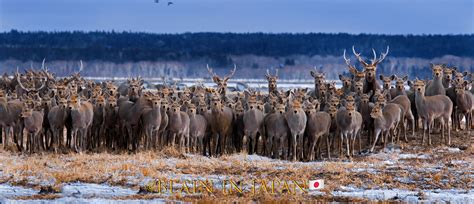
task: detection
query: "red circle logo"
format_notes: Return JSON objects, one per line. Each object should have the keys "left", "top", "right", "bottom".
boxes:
{"left": 313, "top": 182, "right": 319, "bottom": 188}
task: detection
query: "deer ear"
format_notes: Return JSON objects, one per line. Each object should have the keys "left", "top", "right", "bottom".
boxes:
{"left": 403, "top": 76, "right": 408, "bottom": 81}
{"left": 379, "top": 74, "right": 384, "bottom": 81}
{"left": 430, "top": 63, "right": 435, "bottom": 69}
{"left": 338, "top": 74, "right": 343, "bottom": 81}
{"left": 310, "top": 70, "right": 316, "bottom": 78}
{"left": 390, "top": 75, "right": 396, "bottom": 81}
{"left": 463, "top": 80, "right": 469, "bottom": 87}
{"left": 407, "top": 80, "right": 414, "bottom": 87}
{"left": 463, "top": 72, "right": 468, "bottom": 77}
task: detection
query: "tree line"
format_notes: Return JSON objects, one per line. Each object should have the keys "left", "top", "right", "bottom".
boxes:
{"left": 1, "top": 30, "right": 473, "bottom": 67}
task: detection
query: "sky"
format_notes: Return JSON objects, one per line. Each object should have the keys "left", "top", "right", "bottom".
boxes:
{"left": 0, "top": 0, "right": 472, "bottom": 34}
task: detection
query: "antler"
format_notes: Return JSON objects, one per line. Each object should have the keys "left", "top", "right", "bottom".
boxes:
{"left": 79, "top": 60, "right": 84, "bottom": 73}
{"left": 41, "top": 58, "right": 46, "bottom": 70}
{"left": 16, "top": 67, "right": 47, "bottom": 93}
{"left": 352, "top": 46, "right": 369, "bottom": 67}
{"left": 206, "top": 64, "right": 217, "bottom": 77}
{"left": 343, "top": 49, "right": 352, "bottom": 66}
{"left": 372, "top": 46, "right": 389, "bottom": 66}
{"left": 266, "top": 68, "right": 279, "bottom": 78}
{"left": 224, "top": 64, "right": 236, "bottom": 80}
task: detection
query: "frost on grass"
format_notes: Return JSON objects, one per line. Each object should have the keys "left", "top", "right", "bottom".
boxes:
{"left": 0, "top": 140, "right": 472, "bottom": 202}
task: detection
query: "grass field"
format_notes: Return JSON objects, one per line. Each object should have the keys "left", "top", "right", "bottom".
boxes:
{"left": 0, "top": 131, "right": 472, "bottom": 203}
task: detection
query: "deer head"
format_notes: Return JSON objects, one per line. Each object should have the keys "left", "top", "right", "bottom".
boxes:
{"left": 68, "top": 94, "right": 81, "bottom": 110}
{"left": 354, "top": 80, "right": 364, "bottom": 94}
{"left": 394, "top": 75, "right": 408, "bottom": 91}
{"left": 370, "top": 103, "right": 383, "bottom": 119}
{"left": 339, "top": 74, "right": 352, "bottom": 89}
{"left": 430, "top": 63, "right": 444, "bottom": 79}
{"left": 328, "top": 105, "right": 338, "bottom": 118}
{"left": 350, "top": 46, "right": 389, "bottom": 82}
{"left": 310, "top": 68, "right": 325, "bottom": 86}
{"left": 379, "top": 74, "right": 395, "bottom": 90}
{"left": 443, "top": 66, "right": 456, "bottom": 83}
{"left": 413, "top": 79, "right": 426, "bottom": 95}
{"left": 265, "top": 69, "right": 279, "bottom": 91}
{"left": 206, "top": 64, "right": 237, "bottom": 96}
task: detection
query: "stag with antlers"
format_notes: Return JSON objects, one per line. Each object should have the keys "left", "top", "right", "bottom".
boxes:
{"left": 206, "top": 64, "right": 236, "bottom": 101}
{"left": 344, "top": 46, "right": 389, "bottom": 99}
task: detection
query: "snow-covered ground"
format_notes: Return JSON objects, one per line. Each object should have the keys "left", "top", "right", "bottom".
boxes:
{"left": 0, "top": 141, "right": 472, "bottom": 203}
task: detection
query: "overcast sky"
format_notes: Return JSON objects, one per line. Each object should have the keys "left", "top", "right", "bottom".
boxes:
{"left": 0, "top": 0, "right": 472, "bottom": 34}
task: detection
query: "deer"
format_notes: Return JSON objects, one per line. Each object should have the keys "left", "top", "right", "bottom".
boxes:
{"left": 91, "top": 95, "right": 106, "bottom": 150}
{"left": 309, "top": 69, "right": 326, "bottom": 99}
{"left": 207, "top": 93, "right": 234, "bottom": 156}
{"left": 413, "top": 79, "right": 453, "bottom": 146}
{"left": 157, "top": 99, "right": 169, "bottom": 149}
{"left": 285, "top": 99, "right": 307, "bottom": 161}
{"left": 206, "top": 64, "right": 237, "bottom": 101}
{"left": 141, "top": 95, "right": 162, "bottom": 150}
{"left": 442, "top": 66, "right": 457, "bottom": 88}
{"left": 266, "top": 69, "right": 279, "bottom": 95}
{"left": 118, "top": 89, "right": 149, "bottom": 151}
{"left": 264, "top": 103, "right": 289, "bottom": 159}
{"left": 68, "top": 94, "right": 94, "bottom": 153}
{"left": 339, "top": 74, "right": 353, "bottom": 96}
{"left": 243, "top": 92, "right": 265, "bottom": 155}
{"left": 20, "top": 102, "right": 44, "bottom": 154}
{"left": 187, "top": 103, "right": 207, "bottom": 153}
{"left": 167, "top": 101, "right": 190, "bottom": 152}
{"left": 379, "top": 74, "right": 395, "bottom": 100}
{"left": 304, "top": 100, "right": 331, "bottom": 161}
{"left": 40, "top": 95, "right": 53, "bottom": 150}
{"left": 336, "top": 102, "right": 362, "bottom": 158}
{"left": 388, "top": 94, "right": 415, "bottom": 142}
{"left": 327, "top": 104, "right": 339, "bottom": 159}
{"left": 346, "top": 46, "right": 389, "bottom": 99}
{"left": 9, "top": 71, "right": 46, "bottom": 150}
{"left": 357, "top": 92, "right": 374, "bottom": 146}
{"left": 391, "top": 75, "right": 408, "bottom": 98}
{"left": 454, "top": 81, "right": 473, "bottom": 136}
{"left": 425, "top": 64, "right": 446, "bottom": 96}
{"left": 369, "top": 102, "right": 403, "bottom": 152}
{"left": 48, "top": 98, "right": 69, "bottom": 153}
{"left": 103, "top": 96, "right": 119, "bottom": 150}
{"left": 447, "top": 70, "right": 470, "bottom": 131}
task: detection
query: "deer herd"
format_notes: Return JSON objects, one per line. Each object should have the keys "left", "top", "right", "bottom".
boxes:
{"left": 0, "top": 47, "right": 473, "bottom": 161}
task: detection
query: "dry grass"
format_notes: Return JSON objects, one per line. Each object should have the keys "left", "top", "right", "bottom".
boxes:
{"left": 0, "top": 131, "right": 472, "bottom": 202}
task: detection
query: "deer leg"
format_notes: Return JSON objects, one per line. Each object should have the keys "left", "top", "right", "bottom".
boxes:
{"left": 309, "top": 138, "right": 316, "bottom": 162}
{"left": 266, "top": 133, "right": 273, "bottom": 158}
{"left": 292, "top": 133, "right": 298, "bottom": 161}
{"left": 326, "top": 134, "right": 331, "bottom": 160}
{"left": 427, "top": 119, "right": 433, "bottom": 146}
{"left": 253, "top": 132, "right": 258, "bottom": 156}
{"left": 3, "top": 127, "right": 9, "bottom": 149}
{"left": 370, "top": 129, "right": 381, "bottom": 153}
{"left": 345, "top": 133, "right": 350, "bottom": 158}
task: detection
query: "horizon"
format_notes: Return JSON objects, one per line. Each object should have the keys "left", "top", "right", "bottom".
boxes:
{"left": 1, "top": 0, "right": 473, "bottom": 35}
{"left": 3, "top": 30, "right": 474, "bottom": 36}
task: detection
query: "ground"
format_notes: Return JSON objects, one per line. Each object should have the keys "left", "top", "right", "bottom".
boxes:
{"left": 0, "top": 131, "right": 472, "bottom": 203}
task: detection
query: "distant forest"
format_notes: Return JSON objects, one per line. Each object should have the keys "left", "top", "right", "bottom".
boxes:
{"left": 1, "top": 30, "right": 473, "bottom": 65}
{"left": 0, "top": 30, "right": 472, "bottom": 79}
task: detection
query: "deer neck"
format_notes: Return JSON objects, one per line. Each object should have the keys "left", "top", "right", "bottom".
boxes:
{"left": 414, "top": 91, "right": 427, "bottom": 106}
